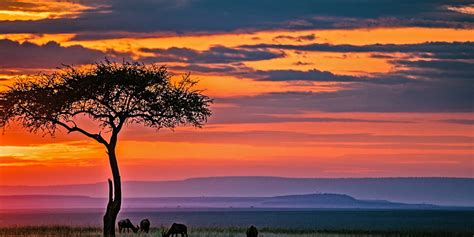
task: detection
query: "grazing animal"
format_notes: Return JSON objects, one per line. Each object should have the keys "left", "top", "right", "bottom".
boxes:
{"left": 246, "top": 225, "right": 258, "bottom": 237}
{"left": 140, "top": 218, "right": 151, "bottom": 233}
{"left": 162, "top": 223, "right": 188, "bottom": 237}
{"left": 118, "top": 219, "right": 139, "bottom": 233}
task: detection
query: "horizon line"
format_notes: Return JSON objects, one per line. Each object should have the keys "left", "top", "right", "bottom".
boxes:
{"left": 2, "top": 175, "right": 473, "bottom": 187}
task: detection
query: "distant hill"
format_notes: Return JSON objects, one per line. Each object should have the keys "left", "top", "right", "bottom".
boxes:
{"left": 1, "top": 177, "right": 473, "bottom": 206}
{"left": 261, "top": 193, "right": 438, "bottom": 208}
{"left": 0, "top": 193, "right": 443, "bottom": 210}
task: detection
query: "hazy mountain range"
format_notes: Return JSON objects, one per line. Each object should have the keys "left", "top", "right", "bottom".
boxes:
{"left": 1, "top": 177, "right": 473, "bottom": 206}
{"left": 0, "top": 193, "right": 445, "bottom": 210}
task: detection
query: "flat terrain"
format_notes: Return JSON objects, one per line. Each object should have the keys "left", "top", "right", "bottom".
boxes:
{"left": 0, "top": 226, "right": 471, "bottom": 237}
{"left": 1, "top": 209, "right": 473, "bottom": 231}
{"left": 1, "top": 209, "right": 472, "bottom": 236}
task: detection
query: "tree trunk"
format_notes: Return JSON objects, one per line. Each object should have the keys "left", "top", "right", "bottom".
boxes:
{"left": 103, "top": 147, "right": 122, "bottom": 237}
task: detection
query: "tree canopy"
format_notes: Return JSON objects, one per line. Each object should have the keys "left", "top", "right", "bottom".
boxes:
{"left": 0, "top": 61, "right": 212, "bottom": 147}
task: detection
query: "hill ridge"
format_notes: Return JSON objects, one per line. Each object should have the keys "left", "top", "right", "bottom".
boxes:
{"left": 1, "top": 177, "right": 473, "bottom": 206}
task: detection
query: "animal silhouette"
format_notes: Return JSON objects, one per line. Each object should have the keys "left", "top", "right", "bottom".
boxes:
{"left": 140, "top": 218, "right": 151, "bottom": 233}
{"left": 162, "top": 223, "right": 188, "bottom": 237}
{"left": 118, "top": 219, "right": 139, "bottom": 233}
{"left": 246, "top": 225, "right": 258, "bottom": 237}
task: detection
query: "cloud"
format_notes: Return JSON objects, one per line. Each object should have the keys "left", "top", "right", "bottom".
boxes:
{"left": 140, "top": 45, "right": 285, "bottom": 64}
{"left": 0, "top": 156, "right": 39, "bottom": 166}
{"left": 393, "top": 59, "right": 474, "bottom": 81}
{"left": 438, "top": 119, "right": 474, "bottom": 125}
{"left": 244, "top": 69, "right": 413, "bottom": 84}
{"left": 447, "top": 4, "right": 474, "bottom": 15}
{"left": 0, "top": 0, "right": 96, "bottom": 21}
{"left": 170, "top": 63, "right": 242, "bottom": 74}
{"left": 0, "top": 0, "right": 472, "bottom": 34}
{"left": 0, "top": 39, "right": 127, "bottom": 68}
{"left": 70, "top": 31, "right": 173, "bottom": 41}
{"left": 250, "top": 69, "right": 366, "bottom": 82}
{"left": 272, "top": 33, "right": 316, "bottom": 42}
{"left": 242, "top": 41, "right": 474, "bottom": 58}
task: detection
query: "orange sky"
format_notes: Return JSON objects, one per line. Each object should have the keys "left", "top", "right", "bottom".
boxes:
{"left": 0, "top": 0, "right": 473, "bottom": 185}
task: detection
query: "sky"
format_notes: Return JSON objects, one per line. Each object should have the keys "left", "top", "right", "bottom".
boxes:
{"left": 0, "top": 0, "right": 473, "bottom": 186}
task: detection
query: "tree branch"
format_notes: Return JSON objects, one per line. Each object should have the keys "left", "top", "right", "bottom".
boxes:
{"left": 53, "top": 119, "right": 108, "bottom": 146}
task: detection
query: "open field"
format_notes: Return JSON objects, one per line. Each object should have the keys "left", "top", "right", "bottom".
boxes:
{"left": 0, "top": 226, "right": 472, "bottom": 237}
{"left": 1, "top": 209, "right": 472, "bottom": 237}
{"left": 1, "top": 209, "right": 473, "bottom": 231}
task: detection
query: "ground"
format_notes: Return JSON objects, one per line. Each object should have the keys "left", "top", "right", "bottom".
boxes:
{"left": 0, "top": 226, "right": 470, "bottom": 237}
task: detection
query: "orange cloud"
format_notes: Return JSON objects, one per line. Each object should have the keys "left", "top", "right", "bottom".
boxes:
{"left": 447, "top": 4, "right": 474, "bottom": 15}
{"left": 0, "top": 0, "right": 96, "bottom": 21}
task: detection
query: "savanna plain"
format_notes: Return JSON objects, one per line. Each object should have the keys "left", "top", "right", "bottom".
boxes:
{"left": 0, "top": 209, "right": 472, "bottom": 237}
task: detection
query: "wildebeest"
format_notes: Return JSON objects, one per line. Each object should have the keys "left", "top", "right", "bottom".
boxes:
{"left": 140, "top": 218, "right": 151, "bottom": 233}
{"left": 118, "top": 219, "right": 139, "bottom": 233}
{"left": 246, "top": 225, "right": 258, "bottom": 237}
{"left": 162, "top": 223, "right": 188, "bottom": 237}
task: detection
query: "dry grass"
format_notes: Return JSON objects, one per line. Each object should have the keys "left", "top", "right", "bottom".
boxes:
{"left": 0, "top": 226, "right": 470, "bottom": 237}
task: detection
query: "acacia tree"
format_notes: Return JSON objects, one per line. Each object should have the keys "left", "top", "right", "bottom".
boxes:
{"left": 0, "top": 61, "right": 212, "bottom": 237}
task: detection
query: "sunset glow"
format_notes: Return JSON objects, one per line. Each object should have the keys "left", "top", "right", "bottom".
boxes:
{"left": 0, "top": 0, "right": 95, "bottom": 21}
{"left": 0, "top": 0, "right": 472, "bottom": 186}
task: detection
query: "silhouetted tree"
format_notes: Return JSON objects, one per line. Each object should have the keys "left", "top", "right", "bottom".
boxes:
{"left": 0, "top": 60, "right": 212, "bottom": 237}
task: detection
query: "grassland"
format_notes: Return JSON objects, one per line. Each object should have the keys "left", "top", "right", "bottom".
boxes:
{"left": 0, "top": 226, "right": 471, "bottom": 237}
{"left": 1, "top": 209, "right": 472, "bottom": 237}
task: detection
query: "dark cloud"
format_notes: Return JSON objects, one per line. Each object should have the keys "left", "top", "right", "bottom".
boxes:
{"left": 273, "top": 34, "right": 316, "bottom": 42}
{"left": 241, "top": 42, "right": 474, "bottom": 57}
{"left": 0, "top": 0, "right": 472, "bottom": 34}
{"left": 393, "top": 59, "right": 474, "bottom": 81}
{"left": 0, "top": 39, "right": 126, "bottom": 68}
{"left": 248, "top": 69, "right": 415, "bottom": 84}
{"left": 297, "top": 15, "right": 473, "bottom": 30}
{"left": 251, "top": 69, "right": 366, "bottom": 82}
{"left": 170, "top": 63, "right": 241, "bottom": 73}
{"left": 294, "top": 61, "right": 312, "bottom": 66}
{"left": 70, "top": 32, "right": 174, "bottom": 41}
{"left": 140, "top": 45, "right": 285, "bottom": 64}
{"left": 438, "top": 119, "right": 474, "bottom": 125}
